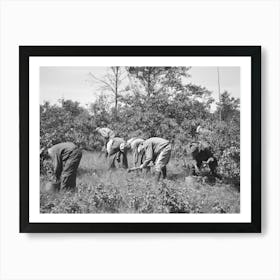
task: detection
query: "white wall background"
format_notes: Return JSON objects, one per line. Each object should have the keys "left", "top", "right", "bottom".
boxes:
{"left": 0, "top": 0, "right": 279, "bottom": 279}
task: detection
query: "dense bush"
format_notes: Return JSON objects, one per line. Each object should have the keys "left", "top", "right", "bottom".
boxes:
{"left": 40, "top": 100, "right": 103, "bottom": 151}
{"left": 218, "top": 146, "right": 240, "bottom": 186}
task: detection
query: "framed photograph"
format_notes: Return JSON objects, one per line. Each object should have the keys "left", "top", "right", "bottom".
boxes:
{"left": 20, "top": 46, "right": 261, "bottom": 233}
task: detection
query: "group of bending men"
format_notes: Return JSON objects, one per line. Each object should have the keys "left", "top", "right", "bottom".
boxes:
{"left": 97, "top": 127, "right": 172, "bottom": 182}
{"left": 40, "top": 126, "right": 217, "bottom": 191}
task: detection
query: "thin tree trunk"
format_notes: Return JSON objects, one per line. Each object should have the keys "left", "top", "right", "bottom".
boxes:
{"left": 217, "top": 67, "right": 221, "bottom": 122}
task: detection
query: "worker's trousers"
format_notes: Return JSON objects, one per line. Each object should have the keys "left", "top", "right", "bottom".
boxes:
{"left": 61, "top": 148, "right": 82, "bottom": 189}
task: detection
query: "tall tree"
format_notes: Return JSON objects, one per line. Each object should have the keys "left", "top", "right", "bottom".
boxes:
{"left": 215, "top": 91, "right": 240, "bottom": 122}
{"left": 60, "top": 99, "right": 83, "bottom": 117}
{"left": 127, "top": 67, "right": 191, "bottom": 96}
{"left": 88, "top": 67, "right": 127, "bottom": 118}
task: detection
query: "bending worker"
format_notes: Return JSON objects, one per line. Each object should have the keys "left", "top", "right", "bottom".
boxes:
{"left": 126, "top": 137, "right": 145, "bottom": 167}
{"left": 40, "top": 142, "right": 82, "bottom": 190}
{"left": 95, "top": 127, "right": 115, "bottom": 156}
{"left": 107, "top": 137, "right": 128, "bottom": 169}
{"left": 188, "top": 141, "right": 218, "bottom": 177}
{"left": 138, "top": 137, "right": 171, "bottom": 182}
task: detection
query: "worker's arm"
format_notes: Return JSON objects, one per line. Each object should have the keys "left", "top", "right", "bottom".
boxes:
{"left": 193, "top": 162, "right": 200, "bottom": 174}
{"left": 140, "top": 144, "right": 153, "bottom": 169}
{"left": 206, "top": 157, "right": 214, "bottom": 164}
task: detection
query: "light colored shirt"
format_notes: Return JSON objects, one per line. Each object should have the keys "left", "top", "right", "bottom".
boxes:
{"left": 141, "top": 137, "right": 170, "bottom": 167}
{"left": 127, "top": 138, "right": 145, "bottom": 167}
{"left": 108, "top": 137, "right": 125, "bottom": 156}
{"left": 96, "top": 127, "right": 115, "bottom": 139}
{"left": 128, "top": 138, "right": 144, "bottom": 150}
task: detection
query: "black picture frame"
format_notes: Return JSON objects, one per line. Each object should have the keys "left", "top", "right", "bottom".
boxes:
{"left": 20, "top": 46, "right": 261, "bottom": 233}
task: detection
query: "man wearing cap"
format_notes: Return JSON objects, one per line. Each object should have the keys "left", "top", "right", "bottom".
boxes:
{"left": 126, "top": 137, "right": 145, "bottom": 167}
{"left": 40, "top": 142, "right": 82, "bottom": 190}
{"left": 107, "top": 137, "right": 128, "bottom": 169}
{"left": 138, "top": 137, "right": 171, "bottom": 182}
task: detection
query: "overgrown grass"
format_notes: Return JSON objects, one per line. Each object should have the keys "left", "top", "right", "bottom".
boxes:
{"left": 40, "top": 151, "right": 240, "bottom": 214}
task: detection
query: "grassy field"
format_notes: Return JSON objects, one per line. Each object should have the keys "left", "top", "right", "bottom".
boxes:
{"left": 40, "top": 150, "right": 240, "bottom": 214}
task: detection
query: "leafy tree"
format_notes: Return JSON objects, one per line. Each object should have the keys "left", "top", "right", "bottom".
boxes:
{"left": 89, "top": 94, "right": 111, "bottom": 127}
{"left": 60, "top": 99, "right": 83, "bottom": 117}
{"left": 127, "top": 67, "right": 191, "bottom": 96}
{"left": 216, "top": 91, "right": 240, "bottom": 122}
{"left": 40, "top": 101, "right": 96, "bottom": 150}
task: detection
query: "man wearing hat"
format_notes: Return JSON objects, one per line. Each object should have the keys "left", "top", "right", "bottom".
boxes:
{"left": 40, "top": 142, "right": 82, "bottom": 190}
{"left": 107, "top": 137, "right": 128, "bottom": 169}
{"left": 137, "top": 137, "right": 171, "bottom": 182}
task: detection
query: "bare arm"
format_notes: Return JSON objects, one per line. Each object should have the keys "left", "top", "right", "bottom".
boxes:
{"left": 194, "top": 162, "right": 200, "bottom": 173}
{"left": 206, "top": 157, "right": 214, "bottom": 164}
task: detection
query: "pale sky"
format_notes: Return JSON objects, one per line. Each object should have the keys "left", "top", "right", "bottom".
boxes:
{"left": 40, "top": 66, "right": 240, "bottom": 108}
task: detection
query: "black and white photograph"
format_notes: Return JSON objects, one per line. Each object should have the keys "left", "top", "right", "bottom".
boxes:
{"left": 20, "top": 46, "right": 260, "bottom": 232}
{"left": 39, "top": 65, "right": 241, "bottom": 214}
{"left": 3, "top": 0, "right": 279, "bottom": 279}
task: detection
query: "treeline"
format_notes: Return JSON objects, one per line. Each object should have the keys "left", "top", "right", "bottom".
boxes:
{"left": 40, "top": 67, "right": 240, "bottom": 185}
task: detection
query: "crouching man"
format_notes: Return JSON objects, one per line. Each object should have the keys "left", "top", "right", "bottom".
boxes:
{"left": 40, "top": 142, "right": 82, "bottom": 191}
{"left": 188, "top": 141, "right": 219, "bottom": 178}
{"left": 107, "top": 137, "right": 128, "bottom": 169}
{"left": 138, "top": 137, "right": 171, "bottom": 182}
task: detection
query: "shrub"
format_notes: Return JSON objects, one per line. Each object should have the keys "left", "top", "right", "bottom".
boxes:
{"left": 218, "top": 146, "right": 240, "bottom": 186}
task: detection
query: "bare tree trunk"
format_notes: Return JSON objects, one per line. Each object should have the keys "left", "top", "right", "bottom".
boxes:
{"left": 217, "top": 67, "right": 221, "bottom": 123}
{"left": 88, "top": 66, "right": 126, "bottom": 120}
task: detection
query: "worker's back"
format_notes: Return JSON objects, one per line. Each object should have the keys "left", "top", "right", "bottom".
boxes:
{"left": 142, "top": 137, "right": 170, "bottom": 156}
{"left": 190, "top": 142, "right": 214, "bottom": 165}
{"left": 48, "top": 142, "right": 77, "bottom": 161}
{"left": 129, "top": 138, "right": 144, "bottom": 150}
